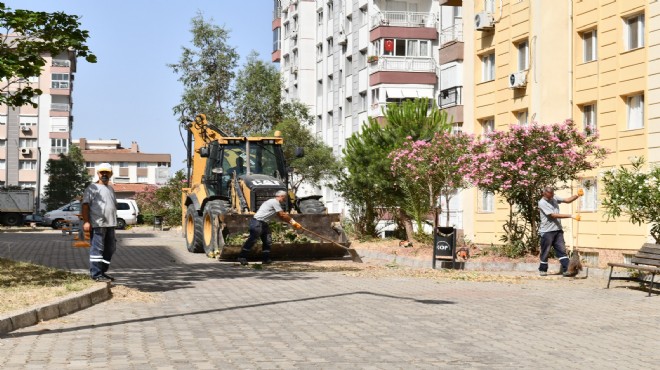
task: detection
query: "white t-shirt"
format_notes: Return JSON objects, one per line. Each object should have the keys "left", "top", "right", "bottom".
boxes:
{"left": 253, "top": 198, "right": 284, "bottom": 222}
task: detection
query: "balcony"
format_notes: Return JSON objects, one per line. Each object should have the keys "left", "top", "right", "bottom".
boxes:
{"left": 370, "top": 56, "right": 436, "bottom": 73}
{"left": 50, "top": 103, "right": 70, "bottom": 112}
{"left": 52, "top": 59, "right": 71, "bottom": 67}
{"left": 440, "top": 24, "right": 463, "bottom": 48}
{"left": 371, "top": 11, "right": 436, "bottom": 29}
{"left": 438, "top": 86, "right": 462, "bottom": 108}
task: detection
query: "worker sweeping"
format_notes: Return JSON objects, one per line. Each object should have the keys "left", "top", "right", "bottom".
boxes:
{"left": 237, "top": 190, "right": 302, "bottom": 266}
{"left": 538, "top": 186, "right": 583, "bottom": 277}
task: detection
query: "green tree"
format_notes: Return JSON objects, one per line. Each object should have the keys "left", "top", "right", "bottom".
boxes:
{"left": 0, "top": 2, "right": 96, "bottom": 107}
{"left": 135, "top": 170, "right": 187, "bottom": 226}
{"left": 233, "top": 51, "right": 283, "bottom": 135}
{"left": 335, "top": 98, "right": 452, "bottom": 239}
{"left": 601, "top": 157, "right": 660, "bottom": 243}
{"left": 274, "top": 118, "right": 342, "bottom": 194}
{"left": 43, "top": 145, "right": 91, "bottom": 210}
{"left": 168, "top": 12, "right": 238, "bottom": 132}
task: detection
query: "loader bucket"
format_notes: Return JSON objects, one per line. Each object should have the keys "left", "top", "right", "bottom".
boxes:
{"left": 218, "top": 213, "right": 352, "bottom": 260}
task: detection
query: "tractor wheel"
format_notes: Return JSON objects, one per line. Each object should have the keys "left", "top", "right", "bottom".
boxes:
{"left": 185, "top": 204, "right": 204, "bottom": 253}
{"left": 298, "top": 198, "right": 327, "bottom": 214}
{"left": 202, "top": 200, "right": 226, "bottom": 257}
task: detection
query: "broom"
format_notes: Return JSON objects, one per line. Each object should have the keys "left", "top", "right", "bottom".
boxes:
{"left": 566, "top": 188, "right": 583, "bottom": 277}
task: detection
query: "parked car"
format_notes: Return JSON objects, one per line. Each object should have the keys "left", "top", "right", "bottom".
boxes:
{"left": 43, "top": 198, "right": 140, "bottom": 229}
{"left": 116, "top": 199, "right": 140, "bottom": 229}
{"left": 23, "top": 214, "right": 45, "bottom": 226}
{"left": 43, "top": 201, "right": 81, "bottom": 229}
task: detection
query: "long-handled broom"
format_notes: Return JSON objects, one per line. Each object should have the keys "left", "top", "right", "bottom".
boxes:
{"left": 299, "top": 226, "right": 363, "bottom": 263}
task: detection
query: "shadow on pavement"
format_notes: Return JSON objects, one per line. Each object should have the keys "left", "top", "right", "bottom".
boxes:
{"left": 1, "top": 291, "right": 454, "bottom": 339}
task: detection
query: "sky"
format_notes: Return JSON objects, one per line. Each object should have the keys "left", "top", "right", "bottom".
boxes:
{"left": 4, "top": 0, "right": 275, "bottom": 173}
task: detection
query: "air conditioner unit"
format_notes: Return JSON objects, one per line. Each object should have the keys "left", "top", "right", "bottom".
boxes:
{"left": 20, "top": 126, "right": 31, "bottom": 132}
{"left": 291, "top": 29, "right": 298, "bottom": 39}
{"left": 508, "top": 71, "right": 527, "bottom": 89}
{"left": 290, "top": 65, "right": 298, "bottom": 74}
{"left": 475, "top": 11, "right": 494, "bottom": 31}
{"left": 20, "top": 148, "right": 31, "bottom": 155}
{"left": 338, "top": 34, "right": 347, "bottom": 45}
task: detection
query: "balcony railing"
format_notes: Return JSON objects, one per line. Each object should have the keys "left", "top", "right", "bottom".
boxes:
{"left": 371, "top": 11, "right": 436, "bottom": 29}
{"left": 438, "top": 86, "right": 462, "bottom": 108}
{"left": 51, "top": 147, "right": 68, "bottom": 154}
{"left": 50, "top": 103, "right": 70, "bottom": 112}
{"left": 52, "top": 59, "right": 71, "bottom": 67}
{"left": 440, "top": 24, "right": 463, "bottom": 47}
{"left": 370, "top": 56, "right": 436, "bottom": 73}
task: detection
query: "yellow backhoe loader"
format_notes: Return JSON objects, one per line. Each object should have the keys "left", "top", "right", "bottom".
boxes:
{"left": 180, "top": 114, "right": 355, "bottom": 261}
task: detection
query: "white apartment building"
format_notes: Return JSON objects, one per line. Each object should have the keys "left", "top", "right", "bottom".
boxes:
{"left": 273, "top": 0, "right": 458, "bottom": 218}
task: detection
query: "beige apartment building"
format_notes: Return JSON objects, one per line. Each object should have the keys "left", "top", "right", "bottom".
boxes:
{"left": 461, "top": 0, "right": 653, "bottom": 266}
{"left": 0, "top": 49, "right": 76, "bottom": 209}
{"left": 73, "top": 138, "right": 171, "bottom": 199}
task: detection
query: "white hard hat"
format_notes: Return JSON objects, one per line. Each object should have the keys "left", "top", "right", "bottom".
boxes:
{"left": 97, "top": 162, "right": 113, "bottom": 172}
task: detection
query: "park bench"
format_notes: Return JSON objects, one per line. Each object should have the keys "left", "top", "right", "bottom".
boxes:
{"left": 607, "top": 243, "right": 660, "bottom": 297}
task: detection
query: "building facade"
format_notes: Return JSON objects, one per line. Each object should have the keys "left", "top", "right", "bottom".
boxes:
{"left": 73, "top": 138, "right": 171, "bottom": 198}
{"left": 275, "top": 0, "right": 656, "bottom": 266}
{"left": 0, "top": 49, "right": 77, "bottom": 209}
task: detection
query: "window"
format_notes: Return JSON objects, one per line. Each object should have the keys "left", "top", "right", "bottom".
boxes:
{"left": 345, "top": 56, "right": 352, "bottom": 76}
{"left": 158, "top": 162, "right": 169, "bottom": 167}
{"left": 626, "top": 94, "right": 644, "bottom": 130}
{"left": 481, "top": 118, "right": 495, "bottom": 134}
{"left": 137, "top": 162, "right": 148, "bottom": 168}
{"left": 51, "top": 138, "right": 68, "bottom": 154}
{"left": 272, "top": 28, "right": 280, "bottom": 52}
{"left": 481, "top": 53, "right": 495, "bottom": 82}
{"left": 481, "top": 190, "right": 494, "bottom": 213}
{"left": 0, "top": 115, "right": 6, "bottom": 125}
{"left": 19, "top": 160, "right": 36, "bottom": 170}
{"left": 360, "top": 7, "right": 367, "bottom": 26}
{"left": 317, "top": 10, "right": 323, "bottom": 25}
{"left": 327, "top": 1, "right": 333, "bottom": 19}
{"left": 451, "top": 123, "right": 463, "bottom": 134}
{"left": 359, "top": 91, "right": 367, "bottom": 112}
{"left": 0, "top": 160, "right": 5, "bottom": 170}
{"left": 359, "top": 49, "right": 367, "bottom": 67}
{"left": 19, "top": 139, "right": 37, "bottom": 147}
{"left": 582, "top": 30, "right": 597, "bottom": 62}
{"left": 316, "top": 115, "right": 322, "bottom": 134}
{"left": 625, "top": 13, "right": 644, "bottom": 51}
{"left": 517, "top": 110, "right": 528, "bottom": 126}
{"left": 327, "top": 38, "right": 334, "bottom": 55}
{"left": 345, "top": 97, "right": 352, "bottom": 116}
{"left": 51, "top": 73, "right": 69, "bottom": 89}
{"left": 119, "top": 162, "right": 128, "bottom": 167}
{"left": 19, "top": 116, "right": 37, "bottom": 126}
{"left": 381, "top": 39, "right": 431, "bottom": 58}
{"left": 316, "top": 44, "right": 323, "bottom": 61}
{"left": 86, "top": 162, "right": 95, "bottom": 168}
{"left": 583, "top": 104, "right": 597, "bottom": 134}
{"left": 0, "top": 139, "right": 6, "bottom": 147}
{"left": 579, "top": 179, "right": 598, "bottom": 212}
{"left": 517, "top": 40, "right": 528, "bottom": 70}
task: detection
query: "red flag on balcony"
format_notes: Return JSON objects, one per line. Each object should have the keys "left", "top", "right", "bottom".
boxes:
{"left": 384, "top": 39, "right": 394, "bottom": 52}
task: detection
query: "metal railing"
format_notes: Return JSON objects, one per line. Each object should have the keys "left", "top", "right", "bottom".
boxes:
{"left": 371, "top": 11, "right": 435, "bottom": 29}
{"left": 52, "top": 59, "right": 71, "bottom": 67}
{"left": 438, "top": 86, "right": 462, "bottom": 108}
{"left": 440, "top": 24, "right": 463, "bottom": 47}
{"left": 370, "top": 56, "right": 436, "bottom": 73}
{"left": 50, "top": 147, "right": 68, "bottom": 154}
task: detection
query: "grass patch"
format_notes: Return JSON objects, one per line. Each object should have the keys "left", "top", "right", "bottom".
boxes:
{"left": 0, "top": 257, "right": 95, "bottom": 315}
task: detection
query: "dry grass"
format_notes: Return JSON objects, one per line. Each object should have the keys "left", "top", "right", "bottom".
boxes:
{"left": 0, "top": 258, "right": 95, "bottom": 315}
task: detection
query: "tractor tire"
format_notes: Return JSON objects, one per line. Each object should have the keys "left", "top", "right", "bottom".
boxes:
{"left": 298, "top": 198, "right": 327, "bottom": 214}
{"left": 185, "top": 204, "right": 204, "bottom": 253}
{"left": 202, "top": 200, "right": 226, "bottom": 257}
{"left": 2, "top": 213, "right": 21, "bottom": 226}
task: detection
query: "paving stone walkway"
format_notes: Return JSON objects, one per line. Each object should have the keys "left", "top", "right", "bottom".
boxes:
{"left": 0, "top": 229, "right": 658, "bottom": 369}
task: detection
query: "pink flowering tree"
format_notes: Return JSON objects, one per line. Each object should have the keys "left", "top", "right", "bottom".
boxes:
{"left": 390, "top": 132, "right": 473, "bottom": 234}
{"left": 460, "top": 120, "right": 608, "bottom": 254}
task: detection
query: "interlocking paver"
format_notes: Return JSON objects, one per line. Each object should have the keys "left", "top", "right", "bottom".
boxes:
{"left": 0, "top": 229, "right": 658, "bottom": 369}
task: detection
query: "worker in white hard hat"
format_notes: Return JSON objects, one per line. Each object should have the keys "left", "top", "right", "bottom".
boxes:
{"left": 81, "top": 162, "right": 118, "bottom": 282}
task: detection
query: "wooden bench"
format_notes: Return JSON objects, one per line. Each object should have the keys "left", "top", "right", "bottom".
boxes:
{"left": 607, "top": 243, "right": 660, "bottom": 297}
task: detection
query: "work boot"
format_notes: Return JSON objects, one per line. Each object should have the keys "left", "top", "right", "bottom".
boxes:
{"left": 539, "top": 271, "right": 547, "bottom": 277}
{"left": 237, "top": 257, "right": 248, "bottom": 266}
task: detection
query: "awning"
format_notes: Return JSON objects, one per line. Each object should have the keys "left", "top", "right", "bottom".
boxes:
{"left": 416, "top": 89, "right": 434, "bottom": 98}
{"left": 386, "top": 88, "right": 435, "bottom": 99}
{"left": 385, "top": 88, "right": 404, "bottom": 99}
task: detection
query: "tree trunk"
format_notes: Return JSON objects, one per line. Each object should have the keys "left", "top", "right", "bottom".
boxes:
{"left": 399, "top": 210, "right": 416, "bottom": 242}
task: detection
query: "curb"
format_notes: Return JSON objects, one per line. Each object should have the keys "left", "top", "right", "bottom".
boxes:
{"left": 355, "top": 249, "right": 626, "bottom": 279}
{"left": 0, "top": 283, "right": 111, "bottom": 335}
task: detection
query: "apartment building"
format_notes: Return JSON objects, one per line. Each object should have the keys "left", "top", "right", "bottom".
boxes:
{"left": 0, "top": 49, "right": 76, "bottom": 207}
{"left": 73, "top": 138, "right": 171, "bottom": 198}
{"left": 273, "top": 0, "right": 444, "bottom": 215}
{"left": 463, "top": 0, "right": 652, "bottom": 266}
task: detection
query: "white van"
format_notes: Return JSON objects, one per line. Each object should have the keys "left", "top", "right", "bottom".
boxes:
{"left": 43, "top": 199, "right": 139, "bottom": 229}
